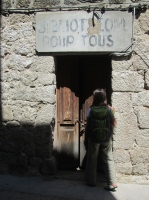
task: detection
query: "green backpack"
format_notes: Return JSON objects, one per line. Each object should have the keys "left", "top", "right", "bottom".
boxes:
{"left": 88, "top": 106, "right": 112, "bottom": 143}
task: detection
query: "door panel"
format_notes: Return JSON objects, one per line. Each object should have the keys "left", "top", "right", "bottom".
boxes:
{"left": 56, "top": 55, "right": 111, "bottom": 169}
{"left": 56, "top": 56, "right": 79, "bottom": 168}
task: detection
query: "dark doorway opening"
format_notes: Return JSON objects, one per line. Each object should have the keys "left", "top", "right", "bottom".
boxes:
{"left": 55, "top": 55, "right": 111, "bottom": 170}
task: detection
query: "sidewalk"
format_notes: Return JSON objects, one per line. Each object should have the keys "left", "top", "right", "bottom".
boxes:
{"left": 0, "top": 170, "right": 149, "bottom": 200}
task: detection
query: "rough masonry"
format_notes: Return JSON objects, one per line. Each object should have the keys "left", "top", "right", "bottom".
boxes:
{"left": 0, "top": 0, "right": 149, "bottom": 183}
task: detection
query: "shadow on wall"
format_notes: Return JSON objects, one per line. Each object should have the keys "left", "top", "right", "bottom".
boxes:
{"left": 0, "top": 121, "right": 57, "bottom": 175}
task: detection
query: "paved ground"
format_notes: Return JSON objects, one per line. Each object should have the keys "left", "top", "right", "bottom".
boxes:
{"left": 0, "top": 170, "right": 149, "bottom": 200}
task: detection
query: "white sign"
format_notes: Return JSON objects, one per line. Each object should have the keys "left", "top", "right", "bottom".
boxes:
{"left": 36, "top": 11, "right": 132, "bottom": 52}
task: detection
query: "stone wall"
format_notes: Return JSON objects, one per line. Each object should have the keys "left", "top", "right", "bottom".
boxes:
{"left": 1, "top": 0, "right": 149, "bottom": 182}
{"left": 111, "top": 9, "right": 149, "bottom": 182}
{"left": 0, "top": 13, "right": 57, "bottom": 175}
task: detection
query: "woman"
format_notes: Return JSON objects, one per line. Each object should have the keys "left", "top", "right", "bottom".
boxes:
{"left": 85, "top": 88, "right": 117, "bottom": 191}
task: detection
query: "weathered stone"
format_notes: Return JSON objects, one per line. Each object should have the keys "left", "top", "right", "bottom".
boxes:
{"left": 41, "top": 156, "right": 57, "bottom": 175}
{"left": 2, "top": 105, "right": 14, "bottom": 121}
{"left": 35, "top": 104, "right": 56, "bottom": 125}
{"left": 1, "top": 70, "right": 20, "bottom": 82}
{"left": 2, "top": 26, "right": 20, "bottom": 42}
{"left": 18, "top": 153, "right": 28, "bottom": 167}
{"left": 130, "top": 147, "right": 149, "bottom": 165}
{"left": 132, "top": 54, "right": 148, "bottom": 70}
{"left": 12, "top": 39, "right": 35, "bottom": 56}
{"left": 112, "top": 57, "right": 133, "bottom": 71}
{"left": 136, "top": 129, "right": 149, "bottom": 148}
{"left": 30, "top": 157, "right": 42, "bottom": 168}
{"left": 20, "top": 70, "right": 38, "bottom": 86}
{"left": 12, "top": 105, "right": 37, "bottom": 125}
{"left": 145, "top": 70, "right": 149, "bottom": 90}
{"left": 10, "top": 85, "right": 56, "bottom": 103}
{"left": 8, "top": 128, "right": 34, "bottom": 144}
{"left": 133, "top": 36, "right": 149, "bottom": 68}
{"left": 24, "top": 143, "right": 35, "bottom": 157}
{"left": 34, "top": 73, "right": 56, "bottom": 86}
{"left": 112, "top": 71, "right": 144, "bottom": 92}
{"left": 9, "top": 14, "right": 34, "bottom": 25}
{"left": 35, "top": 86, "right": 56, "bottom": 103}
{"left": 35, "top": 125, "right": 51, "bottom": 145}
{"left": 112, "top": 92, "right": 133, "bottom": 113}
{"left": 138, "top": 9, "right": 149, "bottom": 34}
{"left": 132, "top": 163, "right": 148, "bottom": 175}
{"left": 4, "top": 54, "right": 34, "bottom": 71}
{"left": 30, "top": 56, "right": 55, "bottom": 73}
{"left": 0, "top": 162, "right": 9, "bottom": 174}
{"left": 132, "top": 91, "right": 149, "bottom": 107}
{"left": 1, "top": 140, "right": 24, "bottom": 153}
{"left": 113, "top": 149, "right": 130, "bottom": 163}
{"left": 0, "top": 152, "right": 18, "bottom": 166}
{"left": 116, "top": 163, "right": 132, "bottom": 175}
{"left": 35, "top": 144, "right": 52, "bottom": 158}
{"left": 6, "top": 121, "right": 20, "bottom": 127}
{"left": 113, "top": 112, "right": 138, "bottom": 149}
{"left": 135, "top": 106, "right": 149, "bottom": 129}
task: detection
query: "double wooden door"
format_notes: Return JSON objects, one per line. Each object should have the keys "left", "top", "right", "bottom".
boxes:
{"left": 55, "top": 55, "right": 111, "bottom": 169}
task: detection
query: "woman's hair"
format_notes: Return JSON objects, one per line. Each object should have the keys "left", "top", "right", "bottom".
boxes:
{"left": 92, "top": 88, "right": 107, "bottom": 106}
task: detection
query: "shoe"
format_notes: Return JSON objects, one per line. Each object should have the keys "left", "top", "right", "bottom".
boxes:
{"left": 104, "top": 185, "right": 117, "bottom": 192}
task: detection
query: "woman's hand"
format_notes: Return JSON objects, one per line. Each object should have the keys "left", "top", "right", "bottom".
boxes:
{"left": 108, "top": 105, "right": 116, "bottom": 114}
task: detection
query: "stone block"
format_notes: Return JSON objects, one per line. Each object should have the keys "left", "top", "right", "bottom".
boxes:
{"left": 12, "top": 39, "right": 35, "bottom": 56}
{"left": 145, "top": 70, "right": 149, "bottom": 90}
{"left": 12, "top": 129, "right": 34, "bottom": 144}
{"left": 0, "top": 162, "right": 9, "bottom": 174}
{"left": 130, "top": 147, "right": 149, "bottom": 165}
{"left": 112, "top": 71, "right": 144, "bottom": 92}
{"left": 20, "top": 71, "right": 38, "bottom": 87}
{"left": 139, "top": 9, "right": 149, "bottom": 34}
{"left": 0, "top": 152, "right": 18, "bottom": 166}
{"left": 132, "top": 91, "right": 149, "bottom": 107}
{"left": 35, "top": 104, "right": 56, "bottom": 125}
{"left": 132, "top": 54, "right": 148, "bottom": 70}
{"left": 136, "top": 129, "right": 149, "bottom": 148}
{"left": 4, "top": 54, "right": 34, "bottom": 71}
{"left": 113, "top": 149, "right": 130, "bottom": 163}
{"left": 6, "top": 121, "right": 20, "bottom": 127}
{"left": 113, "top": 112, "right": 138, "bottom": 149}
{"left": 132, "top": 163, "right": 148, "bottom": 175}
{"left": 9, "top": 14, "right": 34, "bottom": 25}
{"left": 137, "top": 107, "right": 149, "bottom": 129}
{"left": 12, "top": 105, "right": 37, "bottom": 125}
{"left": 35, "top": 144, "right": 52, "bottom": 158}
{"left": 9, "top": 84, "right": 56, "bottom": 103}
{"left": 112, "top": 92, "right": 133, "bottom": 113}
{"left": 25, "top": 143, "right": 35, "bottom": 157}
{"left": 2, "top": 25, "right": 20, "bottom": 42}
{"left": 1, "top": 140, "right": 24, "bottom": 153}
{"left": 41, "top": 156, "right": 57, "bottom": 175}
{"left": 116, "top": 163, "right": 132, "bottom": 175}
{"left": 35, "top": 86, "right": 56, "bottom": 103}
{"left": 30, "top": 157, "right": 42, "bottom": 168}
{"left": 18, "top": 153, "right": 28, "bottom": 167}
{"left": 30, "top": 56, "right": 55, "bottom": 73}
{"left": 34, "top": 73, "right": 56, "bottom": 86}
{"left": 2, "top": 105, "right": 14, "bottom": 121}
{"left": 112, "top": 57, "right": 133, "bottom": 71}
{"left": 34, "top": 125, "right": 51, "bottom": 145}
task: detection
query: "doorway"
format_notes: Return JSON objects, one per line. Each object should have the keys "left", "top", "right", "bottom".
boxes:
{"left": 55, "top": 55, "right": 111, "bottom": 169}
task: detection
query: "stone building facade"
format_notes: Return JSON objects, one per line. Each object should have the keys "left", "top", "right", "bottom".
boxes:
{"left": 0, "top": 0, "right": 149, "bottom": 183}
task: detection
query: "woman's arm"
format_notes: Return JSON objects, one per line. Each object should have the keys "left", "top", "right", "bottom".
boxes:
{"left": 108, "top": 105, "right": 117, "bottom": 127}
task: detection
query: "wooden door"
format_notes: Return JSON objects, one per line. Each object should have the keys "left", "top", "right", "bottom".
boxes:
{"left": 56, "top": 56, "right": 79, "bottom": 168}
{"left": 55, "top": 55, "right": 111, "bottom": 169}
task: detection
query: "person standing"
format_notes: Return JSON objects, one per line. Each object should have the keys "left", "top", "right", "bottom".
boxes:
{"left": 84, "top": 88, "right": 117, "bottom": 191}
